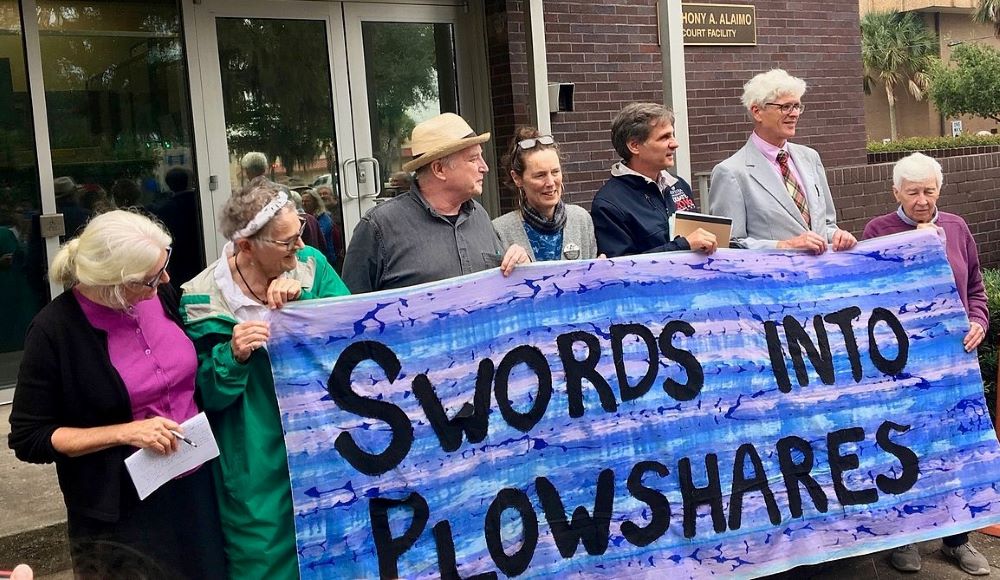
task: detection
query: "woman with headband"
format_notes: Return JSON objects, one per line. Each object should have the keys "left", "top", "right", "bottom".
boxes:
{"left": 180, "top": 182, "right": 349, "bottom": 579}
{"left": 493, "top": 127, "right": 598, "bottom": 261}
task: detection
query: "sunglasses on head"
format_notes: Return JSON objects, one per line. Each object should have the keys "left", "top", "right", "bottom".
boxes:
{"left": 517, "top": 135, "right": 556, "bottom": 150}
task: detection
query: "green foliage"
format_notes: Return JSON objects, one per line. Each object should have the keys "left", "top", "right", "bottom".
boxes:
{"left": 361, "top": 22, "right": 443, "bottom": 173}
{"left": 928, "top": 43, "right": 1000, "bottom": 124}
{"left": 860, "top": 11, "right": 938, "bottom": 140}
{"left": 218, "top": 19, "right": 337, "bottom": 176}
{"left": 866, "top": 133, "right": 1000, "bottom": 153}
{"left": 980, "top": 268, "right": 1000, "bottom": 423}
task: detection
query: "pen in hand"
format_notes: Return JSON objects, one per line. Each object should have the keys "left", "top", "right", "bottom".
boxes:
{"left": 169, "top": 430, "right": 198, "bottom": 448}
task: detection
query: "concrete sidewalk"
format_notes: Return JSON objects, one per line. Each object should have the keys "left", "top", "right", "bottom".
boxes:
{"left": 2, "top": 399, "right": 999, "bottom": 577}
{"left": 0, "top": 404, "right": 70, "bottom": 576}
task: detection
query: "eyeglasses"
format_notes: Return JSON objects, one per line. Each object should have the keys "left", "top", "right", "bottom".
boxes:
{"left": 764, "top": 102, "right": 805, "bottom": 115}
{"left": 140, "top": 246, "right": 172, "bottom": 288}
{"left": 260, "top": 217, "right": 307, "bottom": 251}
{"left": 517, "top": 135, "right": 556, "bottom": 150}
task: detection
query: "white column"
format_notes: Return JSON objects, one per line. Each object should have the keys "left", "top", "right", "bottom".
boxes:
{"left": 524, "top": 0, "right": 550, "bottom": 135}
{"left": 660, "top": 0, "right": 691, "bottom": 183}
{"left": 20, "top": 0, "right": 63, "bottom": 299}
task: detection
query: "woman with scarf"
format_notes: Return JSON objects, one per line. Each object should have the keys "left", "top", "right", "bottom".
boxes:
{"left": 493, "top": 127, "right": 598, "bottom": 261}
{"left": 180, "top": 182, "right": 349, "bottom": 579}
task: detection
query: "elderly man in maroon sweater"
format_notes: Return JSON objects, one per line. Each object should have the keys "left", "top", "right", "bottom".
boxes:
{"left": 863, "top": 151, "right": 990, "bottom": 576}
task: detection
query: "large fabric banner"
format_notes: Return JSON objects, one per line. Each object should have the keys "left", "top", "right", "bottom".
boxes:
{"left": 269, "top": 229, "right": 1000, "bottom": 579}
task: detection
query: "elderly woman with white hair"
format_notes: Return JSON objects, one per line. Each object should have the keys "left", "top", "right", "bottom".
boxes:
{"left": 864, "top": 152, "right": 990, "bottom": 576}
{"left": 8, "top": 210, "right": 226, "bottom": 578}
{"left": 180, "top": 182, "right": 349, "bottom": 580}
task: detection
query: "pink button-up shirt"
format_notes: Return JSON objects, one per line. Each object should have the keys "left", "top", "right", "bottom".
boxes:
{"left": 751, "top": 131, "right": 806, "bottom": 190}
{"left": 75, "top": 289, "right": 199, "bottom": 424}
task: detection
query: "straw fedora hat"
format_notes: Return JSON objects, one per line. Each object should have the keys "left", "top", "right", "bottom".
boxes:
{"left": 402, "top": 113, "right": 490, "bottom": 172}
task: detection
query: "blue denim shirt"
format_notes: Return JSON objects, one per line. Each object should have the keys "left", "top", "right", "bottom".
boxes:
{"left": 342, "top": 186, "right": 505, "bottom": 293}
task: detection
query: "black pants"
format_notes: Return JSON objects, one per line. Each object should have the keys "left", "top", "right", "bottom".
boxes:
{"left": 68, "top": 466, "right": 227, "bottom": 580}
{"left": 943, "top": 533, "right": 969, "bottom": 548}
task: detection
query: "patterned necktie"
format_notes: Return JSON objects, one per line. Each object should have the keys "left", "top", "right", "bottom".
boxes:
{"left": 776, "top": 150, "right": 810, "bottom": 227}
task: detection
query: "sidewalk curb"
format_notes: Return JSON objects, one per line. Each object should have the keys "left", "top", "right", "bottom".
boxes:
{"left": 0, "top": 521, "right": 70, "bottom": 575}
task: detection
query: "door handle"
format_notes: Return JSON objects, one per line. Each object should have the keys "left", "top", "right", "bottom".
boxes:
{"left": 342, "top": 158, "right": 360, "bottom": 199}
{"left": 358, "top": 157, "right": 382, "bottom": 198}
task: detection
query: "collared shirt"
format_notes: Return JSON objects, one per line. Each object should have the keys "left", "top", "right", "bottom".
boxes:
{"left": 214, "top": 241, "right": 274, "bottom": 325}
{"left": 75, "top": 288, "right": 199, "bottom": 424}
{"left": 896, "top": 205, "right": 939, "bottom": 226}
{"left": 611, "top": 161, "right": 678, "bottom": 193}
{"left": 750, "top": 131, "right": 806, "bottom": 190}
{"left": 342, "top": 185, "right": 505, "bottom": 293}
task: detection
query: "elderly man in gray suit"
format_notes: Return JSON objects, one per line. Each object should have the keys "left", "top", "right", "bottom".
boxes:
{"left": 708, "top": 69, "right": 856, "bottom": 254}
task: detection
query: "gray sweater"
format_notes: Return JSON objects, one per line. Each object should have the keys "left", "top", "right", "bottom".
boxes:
{"left": 492, "top": 204, "right": 598, "bottom": 261}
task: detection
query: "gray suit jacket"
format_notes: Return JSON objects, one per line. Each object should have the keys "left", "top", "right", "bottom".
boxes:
{"left": 492, "top": 204, "right": 598, "bottom": 261}
{"left": 708, "top": 138, "right": 840, "bottom": 249}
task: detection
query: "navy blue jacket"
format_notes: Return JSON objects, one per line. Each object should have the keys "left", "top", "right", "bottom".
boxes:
{"left": 590, "top": 173, "right": 694, "bottom": 258}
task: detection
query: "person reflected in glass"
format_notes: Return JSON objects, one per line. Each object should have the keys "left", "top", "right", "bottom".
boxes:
{"left": 156, "top": 167, "right": 203, "bottom": 288}
{"left": 300, "top": 187, "right": 338, "bottom": 267}
{"left": 8, "top": 210, "right": 227, "bottom": 579}
{"left": 493, "top": 127, "right": 598, "bottom": 261}
{"left": 387, "top": 170, "right": 413, "bottom": 197}
{"left": 111, "top": 178, "right": 142, "bottom": 209}
{"left": 240, "top": 151, "right": 269, "bottom": 187}
{"left": 80, "top": 184, "right": 117, "bottom": 215}
{"left": 180, "top": 182, "right": 349, "bottom": 580}
{"left": 314, "top": 185, "right": 344, "bottom": 269}
{"left": 286, "top": 188, "right": 328, "bottom": 258}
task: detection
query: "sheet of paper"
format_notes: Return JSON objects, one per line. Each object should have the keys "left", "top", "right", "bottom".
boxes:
{"left": 124, "top": 412, "right": 220, "bottom": 500}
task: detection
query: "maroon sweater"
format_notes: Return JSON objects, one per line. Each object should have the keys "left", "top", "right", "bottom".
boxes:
{"left": 863, "top": 211, "right": 989, "bottom": 331}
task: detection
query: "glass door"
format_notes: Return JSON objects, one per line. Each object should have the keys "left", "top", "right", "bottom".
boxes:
{"left": 191, "top": 0, "right": 487, "bottom": 274}
{"left": 342, "top": 2, "right": 483, "bottom": 215}
{"left": 192, "top": 0, "right": 356, "bottom": 270}
{"left": 0, "top": 0, "right": 46, "bottom": 391}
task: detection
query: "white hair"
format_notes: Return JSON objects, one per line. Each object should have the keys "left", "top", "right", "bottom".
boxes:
{"left": 240, "top": 151, "right": 269, "bottom": 177}
{"left": 741, "top": 69, "right": 808, "bottom": 111}
{"left": 893, "top": 152, "right": 943, "bottom": 190}
{"left": 49, "top": 210, "right": 171, "bottom": 309}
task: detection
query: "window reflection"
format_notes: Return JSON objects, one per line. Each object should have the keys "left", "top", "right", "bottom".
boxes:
{"left": 37, "top": 0, "right": 203, "bottom": 286}
{"left": 216, "top": 17, "right": 345, "bottom": 271}
{"left": 0, "top": 0, "right": 46, "bottom": 388}
{"left": 361, "top": 21, "right": 458, "bottom": 196}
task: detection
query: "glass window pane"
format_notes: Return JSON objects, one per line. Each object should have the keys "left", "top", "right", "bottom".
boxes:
{"left": 37, "top": 0, "right": 203, "bottom": 286}
{"left": 0, "top": 1, "right": 47, "bottom": 390}
{"left": 361, "top": 21, "right": 458, "bottom": 195}
{"left": 216, "top": 17, "right": 345, "bottom": 271}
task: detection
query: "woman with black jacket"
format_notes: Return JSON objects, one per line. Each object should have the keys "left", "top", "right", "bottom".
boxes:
{"left": 7, "top": 210, "right": 225, "bottom": 579}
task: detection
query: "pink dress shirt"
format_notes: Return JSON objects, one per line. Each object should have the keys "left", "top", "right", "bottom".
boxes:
{"left": 74, "top": 289, "right": 199, "bottom": 424}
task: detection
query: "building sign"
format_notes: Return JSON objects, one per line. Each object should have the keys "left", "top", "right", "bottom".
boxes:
{"left": 682, "top": 3, "right": 756, "bottom": 45}
{"left": 269, "top": 230, "right": 1000, "bottom": 578}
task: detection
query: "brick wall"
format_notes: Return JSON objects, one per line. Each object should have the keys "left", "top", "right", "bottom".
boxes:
{"left": 684, "top": 0, "right": 869, "bottom": 177}
{"left": 487, "top": 0, "right": 869, "bottom": 212}
{"left": 486, "top": 0, "right": 666, "bottom": 212}
{"left": 831, "top": 152, "right": 1000, "bottom": 268}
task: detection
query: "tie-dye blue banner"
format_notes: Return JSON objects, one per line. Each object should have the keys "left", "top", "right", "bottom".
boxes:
{"left": 269, "top": 228, "right": 1000, "bottom": 579}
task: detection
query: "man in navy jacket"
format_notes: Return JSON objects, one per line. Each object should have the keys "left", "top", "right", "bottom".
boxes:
{"left": 591, "top": 103, "right": 717, "bottom": 258}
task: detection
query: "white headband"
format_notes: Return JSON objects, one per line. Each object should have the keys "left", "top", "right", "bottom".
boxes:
{"left": 231, "top": 191, "right": 289, "bottom": 240}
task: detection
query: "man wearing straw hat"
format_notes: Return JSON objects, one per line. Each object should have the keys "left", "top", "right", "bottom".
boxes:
{"left": 343, "top": 113, "right": 530, "bottom": 293}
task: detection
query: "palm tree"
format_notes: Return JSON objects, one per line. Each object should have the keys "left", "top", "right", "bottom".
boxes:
{"left": 861, "top": 11, "right": 938, "bottom": 141}
{"left": 973, "top": 0, "right": 1000, "bottom": 37}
